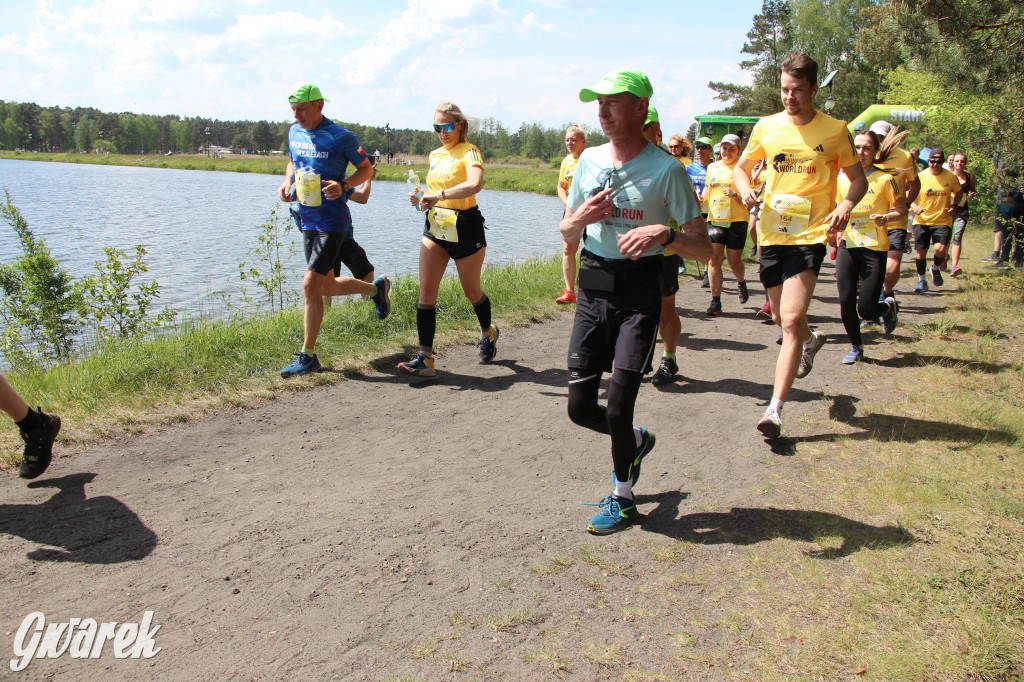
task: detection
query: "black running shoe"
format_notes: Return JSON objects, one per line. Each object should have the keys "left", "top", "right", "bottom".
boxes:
{"left": 19, "top": 410, "right": 60, "bottom": 480}
{"left": 651, "top": 356, "right": 678, "bottom": 386}
{"left": 737, "top": 281, "right": 749, "bottom": 304}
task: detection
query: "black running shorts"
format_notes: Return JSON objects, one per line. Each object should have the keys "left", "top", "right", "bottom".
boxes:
{"left": 913, "top": 223, "right": 952, "bottom": 250}
{"left": 422, "top": 206, "right": 487, "bottom": 260}
{"left": 658, "top": 254, "right": 681, "bottom": 296}
{"left": 759, "top": 243, "right": 826, "bottom": 289}
{"left": 708, "top": 220, "right": 748, "bottom": 250}
{"left": 887, "top": 228, "right": 908, "bottom": 254}
{"left": 304, "top": 230, "right": 346, "bottom": 276}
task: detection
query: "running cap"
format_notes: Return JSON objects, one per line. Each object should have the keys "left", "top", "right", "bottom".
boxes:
{"left": 713, "top": 144, "right": 722, "bottom": 153}
{"left": 720, "top": 133, "right": 741, "bottom": 148}
{"left": 645, "top": 107, "right": 659, "bottom": 125}
{"left": 579, "top": 69, "right": 653, "bottom": 102}
{"left": 288, "top": 82, "right": 329, "bottom": 103}
{"left": 869, "top": 120, "right": 893, "bottom": 137}
{"left": 929, "top": 148, "right": 945, "bottom": 160}
{"left": 695, "top": 136, "right": 714, "bottom": 147}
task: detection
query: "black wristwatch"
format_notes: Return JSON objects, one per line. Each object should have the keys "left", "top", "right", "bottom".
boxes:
{"left": 663, "top": 228, "right": 676, "bottom": 246}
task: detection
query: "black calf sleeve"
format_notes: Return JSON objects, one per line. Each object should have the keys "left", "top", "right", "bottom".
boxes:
{"left": 416, "top": 303, "right": 436, "bottom": 352}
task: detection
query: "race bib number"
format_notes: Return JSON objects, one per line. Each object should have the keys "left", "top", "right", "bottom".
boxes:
{"left": 709, "top": 194, "right": 731, "bottom": 223}
{"left": 427, "top": 207, "right": 459, "bottom": 242}
{"left": 295, "top": 170, "right": 322, "bottom": 207}
{"left": 845, "top": 217, "right": 879, "bottom": 248}
{"left": 762, "top": 193, "right": 811, "bottom": 236}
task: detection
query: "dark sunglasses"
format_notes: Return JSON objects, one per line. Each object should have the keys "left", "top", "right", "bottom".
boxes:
{"left": 929, "top": 158, "right": 943, "bottom": 163}
{"left": 587, "top": 167, "right": 616, "bottom": 199}
{"left": 433, "top": 122, "right": 458, "bottom": 134}
{"left": 695, "top": 145, "right": 712, "bottom": 151}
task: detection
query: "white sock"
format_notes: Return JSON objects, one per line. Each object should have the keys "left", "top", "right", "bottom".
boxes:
{"left": 614, "top": 478, "right": 633, "bottom": 499}
{"left": 632, "top": 426, "right": 643, "bottom": 448}
{"left": 803, "top": 332, "right": 816, "bottom": 349}
{"left": 769, "top": 398, "right": 783, "bottom": 413}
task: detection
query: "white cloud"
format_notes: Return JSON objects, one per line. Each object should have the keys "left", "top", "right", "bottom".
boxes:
{"left": 521, "top": 12, "right": 555, "bottom": 32}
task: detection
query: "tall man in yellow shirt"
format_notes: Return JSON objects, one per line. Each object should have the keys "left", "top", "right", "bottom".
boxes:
{"left": 734, "top": 54, "right": 867, "bottom": 439}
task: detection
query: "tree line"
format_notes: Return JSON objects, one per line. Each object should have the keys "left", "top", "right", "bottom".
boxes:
{"left": 711, "top": 0, "right": 1023, "bottom": 203}
{"left": 0, "top": 101, "right": 607, "bottom": 165}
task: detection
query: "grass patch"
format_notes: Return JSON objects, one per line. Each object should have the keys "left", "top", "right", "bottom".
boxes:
{"left": 0, "top": 256, "right": 564, "bottom": 467}
{"left": 523, "top": 647, "right": 570, "bottom": 674}
{"left": 528, "top": 554, "right": 574, "bottom": 576}
{"left": 487, "top": 607, "right": 536, "bottom": 633}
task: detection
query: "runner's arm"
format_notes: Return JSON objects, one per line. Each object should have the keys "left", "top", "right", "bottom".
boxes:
{"left": 557, "top": 181, "right": 569, "bottom": 206}
{"left": 559, "top": 187, "right": 615, "bottom": 245}
{"left": 905, "top": 176, "right": 920, "bottom": 204}
{"left": 348, "top": 165, "right": 376, "bottom": 205}
{"left": 419, "top": 165, "right": 484, "bottom": 211}
{"left": 616, "top": 215, "right": 712, "bottom": 262}
{"left": 948, "top": 189, "right": 963, "bottom": 213}
{"left": 734, "top": 157, "right": 757, "bottom": 208}
{"left": 870, "top": 195, "right": 908, "bottom": 226}
{"left": 825, "top": 162, "right": 868, "bottom": 234}
{"left": 277, "top": 159, "right": 295, "bottom": 202}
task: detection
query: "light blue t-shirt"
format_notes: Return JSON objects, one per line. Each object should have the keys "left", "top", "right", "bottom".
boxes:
{"left": 568, "top": 142, "right": 700, "bottom": 260}
{"left": 288, "top": 117, "right": 367, "bottom": 232}
{"left": 685, "top": 161, "right": 710, "bottom": 201}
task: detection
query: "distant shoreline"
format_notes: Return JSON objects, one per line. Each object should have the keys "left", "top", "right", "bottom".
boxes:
{"left": 0, "top": 151, "right": 560, "bottom": 196}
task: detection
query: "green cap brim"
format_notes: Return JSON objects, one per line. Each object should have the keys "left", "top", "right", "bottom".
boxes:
{"left": 579, "top": 69, "right": 653, "bottom": 102}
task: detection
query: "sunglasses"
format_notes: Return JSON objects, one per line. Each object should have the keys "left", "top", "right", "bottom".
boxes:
{"left": 433, "top": 122, "right": 458, "bottom": 134}
{"left": 929, "top": 158, "right": 943, "bottom": 163}
{"left": 696, "top": 145, "right": 712, "bottom": 151}
{"left": 587, "top": 167, "right": 617, "bottom": 199}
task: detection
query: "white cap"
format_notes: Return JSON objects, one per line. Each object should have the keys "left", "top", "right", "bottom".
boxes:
{"left": 869, "top": 120, "right": 893, "bottom": 137}
{"left": 720, "top": 133, "right": 741, "bottom": 148}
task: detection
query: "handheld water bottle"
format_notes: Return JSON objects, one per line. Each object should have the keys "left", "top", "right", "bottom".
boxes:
{"left": 407, "top": 170, "right": 424, "bottom": 211}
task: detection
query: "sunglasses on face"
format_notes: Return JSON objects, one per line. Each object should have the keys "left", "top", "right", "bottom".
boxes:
{"left": 929, "top": 158, "right": 943, "bottom": 164}
{"left": 668, "top": 144, "right": 682, "bottom": 149}
{"left": 433, "top": 122, "right": 458, "bottom": 134}
{"left": 696, "top": 145, "right": 711, "bottom": 151}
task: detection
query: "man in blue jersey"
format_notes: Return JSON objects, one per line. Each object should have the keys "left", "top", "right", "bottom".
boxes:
{"left": 276, "top": 82, "right": 391, "bottom": 377}
{"left": 560, "top": 69, "right": 712, "bottom": 535}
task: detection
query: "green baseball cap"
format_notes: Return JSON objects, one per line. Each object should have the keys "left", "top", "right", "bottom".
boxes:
{"left": 579, "top": 69, "right": 653, "bottom": 102}
{"left": 644, "top": 107, "right": 659, "bottom": 126}
{"left": 695, "top": 136, "right": 713, "bottom": 146}
{"left": 288, "top": 82, "right": 329, "bottom": 103}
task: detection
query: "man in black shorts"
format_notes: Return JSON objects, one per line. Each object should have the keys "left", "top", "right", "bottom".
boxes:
{"left": 277, "top": 82, "right": 391, "bottom": 377}
{"left": 561, "top": 69, "right": 711, "bottom": 534}
{"left": 733, "top": 54, "right": 866, "bottom": 438}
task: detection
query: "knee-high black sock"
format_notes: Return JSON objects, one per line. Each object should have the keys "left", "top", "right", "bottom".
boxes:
{"left": 416, "top": 303, "right": 436, "bottom": 352}
{"left": 915, "top": 258, "right": 927, "bottom": 276}
{"left": 933, "top": 254, "right": 945, "bottom": 268}
{"left": 472, "top": 294, "right": 492, "bottom": 332}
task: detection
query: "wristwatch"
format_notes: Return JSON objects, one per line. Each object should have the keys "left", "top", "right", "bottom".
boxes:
{"left": 663, "top": 228, "right": 676, "bottom": 246}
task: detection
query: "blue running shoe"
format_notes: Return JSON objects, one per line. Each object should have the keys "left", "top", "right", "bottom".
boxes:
{"left": 611, "top": 427, "right": 657, "bottom": 486}
{"left": 370, "top": 276, "right": 391, "bottom": 320}
{"left": 281, "top": 352, "right": 320, "bottom": 378}
{"left": 931, "top": 265, "right": 943, "bottom": 287}
{"left": 398, "top": 352, "right": 436, "bottom": 378}
{"left": 914, "top": 280, "right": 928, "bottom": 293}
{"left": 585, "top": 494, "right": 639, "bottom": 535}
{"left": 478, "top": 325, "right": 499, "bottom": 364}
{"left": 881, "top": 296, "right": 899, "bottom": 334}
{"left": 842, "top": 345, "right": 864, "bottom": 364}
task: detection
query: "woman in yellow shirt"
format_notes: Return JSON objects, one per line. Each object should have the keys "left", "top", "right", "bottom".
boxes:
{"left": 834, "top": 131, "right": 907, "bottom": 363}
{"left": 699, "top": 134, "right": 750, "bottom": 315}
{"left": 556, "top": 125, "right": 586, "bottom": 304}
{"left": 398, "top": 102, "right": 498, "bottom": 378}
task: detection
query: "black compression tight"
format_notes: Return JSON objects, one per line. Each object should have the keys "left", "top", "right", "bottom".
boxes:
{"left": 836, "top": 246, "right": 888, "bottom": 347}
{"left": 567, "top": 368, "right": 644, "bottom": 482}
{"left": 416, "top": 303, "right": 436, "bottom": 351}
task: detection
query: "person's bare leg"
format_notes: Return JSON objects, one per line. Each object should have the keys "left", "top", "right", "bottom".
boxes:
{"left": 771, "top": 270, "right": 817, "bottom": 402}
{"left": 0, "top": 374, "right": 29, "bottom": 422}
{"left": 709, "top": 243, "right": 726, "bottom": 297}
{"left": 659, "top": 295, "right": 681, "bottom": 355}
{"left": 561, "top": 240, "right": 578, "bottom": 293}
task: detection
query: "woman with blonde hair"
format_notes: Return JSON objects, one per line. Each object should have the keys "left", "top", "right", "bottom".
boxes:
{"left": 556, "top": 125, "right": 586, "bottom": 303}
{"left": 398, "top": 102, "right": 499, "bottom": 378}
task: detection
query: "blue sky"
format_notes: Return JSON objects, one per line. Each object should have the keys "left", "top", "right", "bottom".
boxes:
{"left": 0, "top": 0, "right": 766, "bottom": 135}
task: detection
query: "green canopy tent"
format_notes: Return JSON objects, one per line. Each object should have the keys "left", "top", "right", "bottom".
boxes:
{"left": 694, "top": 115, "right": 761, "bottom": 145}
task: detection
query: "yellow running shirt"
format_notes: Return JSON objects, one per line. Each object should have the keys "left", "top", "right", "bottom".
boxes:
{"left": 427, "top": 142, "right": 484, "bottom": 211}
{"left": 915, "top": 169, "right": 961, "bottom": 227}
{"left": 742, "top": 111, "right": 858, "bottom": 246}
{"left": 558, "top": 154, "right": 578, "bottom": 190}
{"left": 705, "top": 160, "right": 747, "bottom": 225}
{"left": 876, "top": 147, "right": 918, "bottom": 231}
{"left": 836, "top": 168, "right": 898, "bottom": 252}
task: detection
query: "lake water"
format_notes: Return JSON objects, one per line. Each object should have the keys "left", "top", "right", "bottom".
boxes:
{"left": 0, "top": 159, "right": 564, "bottom": 322}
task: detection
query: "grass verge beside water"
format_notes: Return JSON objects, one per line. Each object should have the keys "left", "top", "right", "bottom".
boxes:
{"left": 0, "top": 255, "right": 565, "bottom": 467}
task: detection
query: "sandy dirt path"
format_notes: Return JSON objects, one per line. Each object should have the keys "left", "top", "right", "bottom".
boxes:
{"left": 0, "top": 260, "right": 948, "bottom": 680}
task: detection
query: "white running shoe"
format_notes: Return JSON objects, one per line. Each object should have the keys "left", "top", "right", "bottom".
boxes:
{"left": 796, "top": 331, "right": 827, "bottom": 379}
{"left": 757, "top": 407, "right": 782, "bottom": 439}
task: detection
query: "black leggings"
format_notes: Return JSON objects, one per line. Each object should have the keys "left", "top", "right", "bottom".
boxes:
{"left": 567, "top": 369, "right": 644, "bottom": 482}
{"left": 836, "top": 246, "right": 887, "bottom": 347}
